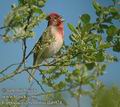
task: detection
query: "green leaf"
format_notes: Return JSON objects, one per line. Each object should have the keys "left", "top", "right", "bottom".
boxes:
{"left": 106, "top": 36, "right": 113, "bottom": 42}
{"left": 38, "top": 1, "right": 45, "bottom": 7}
{"left": 107, "top": 25, "right": 117, "bottom": 36}
{"left": 101, "top": 64, "right": 107, "bottom": 72}
{"left": 113, "top": 40, "right": 120, "bottom": 52}
{"left": 82, "top": 23, "right": 93, "bottom": 32}
{"left": 72, "top": 69, "right": 80, "bottom": 76}
{"left": 47, "top": 66, "right": 59, "bottom": 74}
{"left": 31, "top": 0, "right": 37, "bottom": 3}
{"left": 81, "top": 14, "right": 90, "bottom": 24}
{"left": 68, "top": 23, "right": 78, "bottom": 34}
{"left": 69, "top": 34, "right": 77, "bottom": 42}
{"left": 18, "top": 0, "right": 24, "bottom": 4}
{"left": 95, "top": 51, "right": 105, "bottom": 62}
{"left": 95, "top": 35, "right": 102, "bottom": 42}
{"left": 109, "top": 7, "right": 118, "bottom": 15}
{"left": 104, "top": 17, "right": 113, "bottom": 23}
{"left": 100, "top": 24, "right": 108, "bottom": 29}
{"left": 58, "top": 81, "right": 66, "bottom": 89}
{"left": 92, "top": 0, "right": 102, "bottom": 12}
{"left": 54, "top": 81, "right": 66, "bottom": 90}
{"left": 113, "top": 14, "right": 120, "bottom": 20}
{"left": 86, "top": 63, "right": 95, "bottom": 70}
{"left": 99, "top": 42, "right": 111, "bottom": 49}
{"left": 65, "top": 76, "right": 72, "bottom": 82}
{"left": 2, "top": 35, "right": 11, "bottom": 42}
{"left": 33, "top": 7, "right": 42, "bottom": 14}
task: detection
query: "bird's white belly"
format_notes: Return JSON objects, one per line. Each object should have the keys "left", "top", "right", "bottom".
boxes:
{"left": 49, "top": 34, "right": 63, "bottom": 56}
{"left": 43, "top": 26, "right": 63, "bottom": 58}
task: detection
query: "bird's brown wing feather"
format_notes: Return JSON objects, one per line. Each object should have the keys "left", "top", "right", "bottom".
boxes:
{"left": 33, "top": 26, "right": 53, "bottom": 65}
{"left": 29, "top": 27, "right": 52, "bottom": 82}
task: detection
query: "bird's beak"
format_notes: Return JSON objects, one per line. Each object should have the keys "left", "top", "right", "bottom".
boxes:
{"left": 60, "top": 15, "right": 65, "bottom": 22}
{"left": 61, "top": 18, "right": 65, "bottom": 22}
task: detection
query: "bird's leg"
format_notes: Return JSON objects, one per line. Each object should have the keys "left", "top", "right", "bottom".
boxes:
{"left": 49, "top": 55, "right": 58, "bottom": 64}
{"left": 38, "top": 68, "right": 46, "bottom": 79}
{"left": 44, "top": 59, "right": 51, "bottom": 69}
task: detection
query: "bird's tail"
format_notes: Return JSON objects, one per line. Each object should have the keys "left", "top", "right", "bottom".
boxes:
{"left": 28, "top": 59, "right": 43, "bottom": 82}
{"left": 28, "top": 54, "right": 44, "bottom": 82}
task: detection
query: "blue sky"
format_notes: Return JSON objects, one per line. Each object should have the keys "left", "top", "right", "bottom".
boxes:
{"left": 0, "top": 0, "right": 120, "bottom": 107}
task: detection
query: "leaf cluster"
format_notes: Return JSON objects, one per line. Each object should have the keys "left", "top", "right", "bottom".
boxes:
{"left": 2, "top": 0, "right": 47, "bottom": 42}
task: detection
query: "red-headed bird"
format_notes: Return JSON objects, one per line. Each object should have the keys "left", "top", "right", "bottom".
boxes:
{"left": 29, "top": 13, "right": 64, "bottom": 81}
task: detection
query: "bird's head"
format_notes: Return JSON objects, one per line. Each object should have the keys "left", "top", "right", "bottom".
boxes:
{"left": 46, "top": 12, "right": 64, "bottom": 26}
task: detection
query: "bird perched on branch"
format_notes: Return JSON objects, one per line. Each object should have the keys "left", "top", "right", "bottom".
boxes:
{"left": 29, "top": 12, "right": 64, "bottom": 81}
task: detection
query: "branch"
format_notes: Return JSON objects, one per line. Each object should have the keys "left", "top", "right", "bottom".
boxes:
{"left": 0, "top": 63, "right": 20, "bottom": 74}
{"left": 21, "top": 3, "right": 34, "bottom": 66}
{"left": 0, "top": 60, "right": 81, "bottom": 83}
{"left": 22, "top": 39, "right": 27, "bottom": 66}
{"left": 0, "top": 65, "right": 41, "bottom": 82}
{"left": 0, "top": 67, "right": 23, "bottom": 82}
{"left": 0, "top": 26, "right": 8, "bottom": 30}
{"left": 0, "top": 63, "right": 56, "bottom": 82}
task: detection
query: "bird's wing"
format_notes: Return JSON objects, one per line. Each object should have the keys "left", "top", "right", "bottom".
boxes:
{"left": 33, "top": 26, "right": 54, "bottom": 65}
{"left": 29, "top": 27, "right": 54, "bottom": 82}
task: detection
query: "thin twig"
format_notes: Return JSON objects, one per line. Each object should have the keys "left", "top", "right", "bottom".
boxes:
{"left": 0, "top": 63, "right": 20, "bottom": 74}
{"left": 0, "top": 68, "right": 21, "bottom": 82}
{"left": 0, "top": 26, "right": 8, "bottom": 30}
{"left": 22, "top": 39, "right": 27, "bottom": 67}
{"left": 26, "top": 70, "right": 46, "bottom": 92}
{"left": 21, "top": 4, "right": 33, "bottom": 66}
{"left": 0, "top": 64, "right": 46, "bottom": 92}
{"left": 31, "top": 85, "right": 75, "bottom": 96}
{"left": 0, "top": 64, "right": 41, "bottom": 82}
{"left": 0, "top": 65, "right": 33, "bottom": 82}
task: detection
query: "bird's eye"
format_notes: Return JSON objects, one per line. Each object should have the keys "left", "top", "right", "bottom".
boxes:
{"left": 54, "top": 17, "right": 57, "bottom": 19}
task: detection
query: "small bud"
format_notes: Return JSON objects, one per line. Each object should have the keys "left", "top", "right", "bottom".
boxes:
{"left": 38, "top": 1, "right": 45, "bottom": 7}
{"left": 2, "top": 35, "right": 11, "bottom": 42}
{"left": 11, "top": 4, "right": 16, "bottom": 9}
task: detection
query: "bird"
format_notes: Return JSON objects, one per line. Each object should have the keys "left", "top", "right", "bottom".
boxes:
{"left": 29, "top": 12, "right": 64, "bottom": 81}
